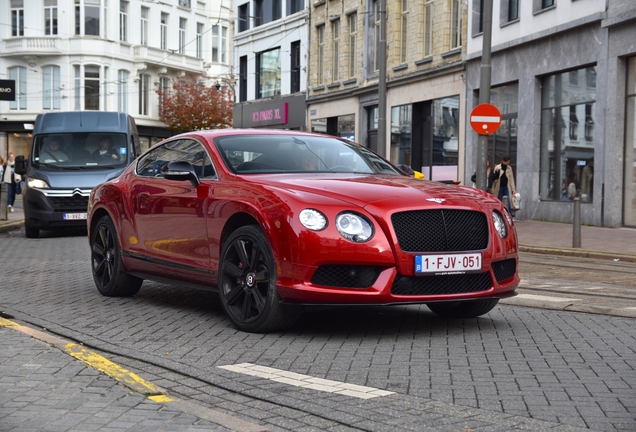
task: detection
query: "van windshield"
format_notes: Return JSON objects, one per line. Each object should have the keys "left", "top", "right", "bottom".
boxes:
{"left": 33, "top": 133, "right": 129, "bottom": 168}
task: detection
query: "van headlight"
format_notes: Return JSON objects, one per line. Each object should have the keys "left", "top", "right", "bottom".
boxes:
{"left": 27, "top": 178, "right": 50, "bottom": 189}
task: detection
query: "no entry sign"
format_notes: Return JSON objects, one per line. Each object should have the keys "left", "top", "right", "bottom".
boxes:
{"left": 470, "top": 104, "right": 501, "bottom": 135}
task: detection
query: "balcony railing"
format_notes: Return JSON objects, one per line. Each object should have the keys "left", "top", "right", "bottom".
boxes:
{"left": 3, "top": 37, "right": 59, "bottom": 54}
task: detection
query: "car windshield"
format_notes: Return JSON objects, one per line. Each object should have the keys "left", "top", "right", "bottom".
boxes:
{"left": 216, "top": 135, "right": 404, "bottom": 175}
{"left": 32, "top": 133, "right": 128, "bottom": 169}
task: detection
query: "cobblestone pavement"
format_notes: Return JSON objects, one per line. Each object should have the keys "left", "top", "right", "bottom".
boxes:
{"left": 1, "top": 231, "right": 635, "bottom": 431}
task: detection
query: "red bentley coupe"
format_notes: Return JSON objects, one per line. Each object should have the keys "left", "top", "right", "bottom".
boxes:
{"left": 87, "top": 129, "right": 518, "bottom": 332}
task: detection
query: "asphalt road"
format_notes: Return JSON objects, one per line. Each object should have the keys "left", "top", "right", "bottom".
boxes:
{"left": 1, "top": 228, "right": 635, "bottom": 431}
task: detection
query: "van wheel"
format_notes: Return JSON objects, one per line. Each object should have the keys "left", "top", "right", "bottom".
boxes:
{"left": 91, "top": 215, "right": 142, "bottom": 297}
{"left": 24, "top": 222, "right": 39, "bottom": 239}
{"left": 427, "top": 299, "right": 499, "bottom": 318}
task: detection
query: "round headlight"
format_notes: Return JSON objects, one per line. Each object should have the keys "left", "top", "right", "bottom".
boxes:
{"left": 27, "top": 178, "right": 50, "bottom": 189}
{"left": 299, "top": 209, "right": 327, "bottom": 231}
{"left": 335, "top": 212, "right": 374, "bottom": 242}
{"left": 492, "top": 211, "right": 508, "bottom": 239}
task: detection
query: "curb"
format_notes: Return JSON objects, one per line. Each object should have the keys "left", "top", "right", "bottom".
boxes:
{"left": 519, "top": 245, "right": 636, "bottom": 262}
{"left": 0, "top": 220, "right": 24, "bottom": 233}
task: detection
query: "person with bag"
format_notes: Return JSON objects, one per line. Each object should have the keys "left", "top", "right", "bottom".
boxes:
{"left": 471, "top": 159, "right": 492, "bottom": 193}
{"left": 491, "top": 155, "right": 516, "bottom": 214}
{"left": 2, "top": 152, "right": 22, "bottom": 212}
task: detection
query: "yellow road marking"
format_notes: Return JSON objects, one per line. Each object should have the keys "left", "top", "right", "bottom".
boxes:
{"left": 65, "top": 343, "right": 166, "bottom": 396}
{"left": 0, "top": 317, "right": 20, "bottom": 327}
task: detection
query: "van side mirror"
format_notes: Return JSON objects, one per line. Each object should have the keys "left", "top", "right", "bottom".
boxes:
{"left": 14, "top": 155, "right": 27, "bottom": 175}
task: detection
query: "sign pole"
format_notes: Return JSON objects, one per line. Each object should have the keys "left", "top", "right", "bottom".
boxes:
{"left": 476, "top": 0, "right": 494, "bottom": 192}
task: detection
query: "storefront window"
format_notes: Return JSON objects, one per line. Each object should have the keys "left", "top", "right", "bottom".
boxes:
{"left": 8, "top": 133, "right": 32, "bottom": 160}
{"left": 540, "top": 67, "right": 596, "bottom": 202}
{"left": 338, "top": 115, "right": 355, "bottom": 141}
{"left": 257, "top": 48, "right": 281, "bottom": 99}
{"left": 432, "top": 96, "right": 459, "bottom": 166}
{"left": 624, "top": 57, "right": 636, "bottom": 226}
{"left": 390, "top": 104, "right": 412, "bottom": 165}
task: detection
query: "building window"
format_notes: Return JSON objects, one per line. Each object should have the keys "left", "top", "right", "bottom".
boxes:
{"left": 238, "top": 3, "right": 249, "bottom": 32}
{"left": 450, "top": 0, "right": 461, "bottom": 49}
{"left": 74, "top": 65, "right": 81, "bottom": 110}
{"left": 9, "top": 66, "right": 26, "bottom": 110}
{"left": 348, "top": 14, "right": 357, "bottom": 78}
{"left": 332, "top": 20, "right": 340, "bottom": 82}
{"left": 290, "top": 41, "right": 301, "bottom": 93}
{"left": 540, "top": 66, "right": 596, "bottom": 202}
{"left": 399, "top": 0, "right": 408, "bottom": 64}
{"left": 533, "top": 0, "right": 555, "bottom": 12}
{"left": 85, "top": 65, "right": 100, "bottom": 110}
{"left": 221, "top": 27, "right": 227, "bottom": 63}
{"left": 119, "top": 1, "right": 127, "bottom": 41}
{"left": 373, "top": 0, "right": 381, "bottom": 72}
{"left": 160, "top": 13, "right": 168, "bottom": 50}
{"left": 256, "top": 48, "right": 281, "bottom": 99}
{"left": 508, "top": 0, "right": 518, "bottom": 21}
{"left": 75, "top": 0, "right": 100, "bottom": 36}
{"left": 254, "top": 0, "right": 281, "bottom": 27}
{"left": 317, "top": 25, "right": 324, "bottom": 85}
{"left": 423, "top": 0, "right": 433, "bottom": 56}
{"left": 239, "top": 55, "right": 248, "bottom": 102}
{"left": 45, "top": 0, "right": 58, "bottom": 36}
{"left": 118, "top": 70, "right": 128, "bottom": 113}
{"left": 287, "top": 0, "right": 304, "bottom": 15}
{"left": 179, "top": 0, "right": 191, "bottom": 7}
{"left": 159, "top": 76, "right": 170, "bottom": 112}
{"left": 141, "top": 7, "right": 149, "bottom": 46}
{"left": 179, "top": 18, "right": 186, "bottom": 54}
{"left": 11, "top": 0, "right": 24, "bottom": 37}
{"left": 43, "top": 66, "right": 61, "bottom": 110}
{"left": 196, "top": 23, "right": 203, "bottom": 58}
{"left": 139, "top": 73, "right": 150, "bottom": 115}
{"left": 390, "top": 104, "right": 413, "bottom": 166}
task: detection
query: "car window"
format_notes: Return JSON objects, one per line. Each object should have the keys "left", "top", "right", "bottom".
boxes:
{"left": 136, "top": 139, "right": 216, "bottom": 179}
{"left": 215, "top": 134, "right": 403, "bottom": 175}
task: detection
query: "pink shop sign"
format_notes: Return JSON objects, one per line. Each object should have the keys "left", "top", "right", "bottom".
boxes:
{"left": 247, "top": 102, "right": 288, "bottom": 127}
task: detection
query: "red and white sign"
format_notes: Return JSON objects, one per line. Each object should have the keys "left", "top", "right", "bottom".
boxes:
{"left": 470, "top": 104, "right": 501, "bottom": 135}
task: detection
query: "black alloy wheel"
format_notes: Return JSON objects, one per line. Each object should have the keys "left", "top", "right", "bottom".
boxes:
{"left": 91, "top": 215, "right": 142, "bottom": 297}
{"left": 219, "top": 226, "right": 298, "bottom": 332}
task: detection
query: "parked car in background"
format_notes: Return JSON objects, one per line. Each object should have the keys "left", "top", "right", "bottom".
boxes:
{"left": 87, "top": 129, "right": 519, "bottom": 332}
{"left": 15, "top": 111, "right": 141, "bottom": 238}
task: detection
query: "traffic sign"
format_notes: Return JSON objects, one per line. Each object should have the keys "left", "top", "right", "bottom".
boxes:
{"left": 470, "top": 104, "right": 501, "bottom": 135}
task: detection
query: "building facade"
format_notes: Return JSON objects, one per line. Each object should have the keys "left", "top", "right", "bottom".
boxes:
{"left": 0, "top": 0, "right": 231, "bottom": 159}
{"left": 306, "top": 0, "right": 467, "bottom": 181}
{"left": 465, "top": 0, "right": 636, "bottom": 227}
{"left": 232, "top": 0, "right": 308, "bottom": 130}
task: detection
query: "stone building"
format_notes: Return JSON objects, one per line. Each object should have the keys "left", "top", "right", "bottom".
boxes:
{"left": 465, "top": 0, "right": 636, "bottom": 227}
{"left": 306, "top": 0, "right": 468, "bottom": 181}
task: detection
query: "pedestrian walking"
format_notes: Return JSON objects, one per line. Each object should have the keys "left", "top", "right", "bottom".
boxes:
{"left": 491, "top": 155, "right": 516, "bottom": 214}
{"left": 2, "top": 152, "right": 22, "bottom": 212}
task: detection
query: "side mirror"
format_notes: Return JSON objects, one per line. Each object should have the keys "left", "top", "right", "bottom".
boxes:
{"left": 160, "top": 161, "right": 200, "bottom": 187}
{"left": 14, "top": 155, "right": 27, "bottom": 175}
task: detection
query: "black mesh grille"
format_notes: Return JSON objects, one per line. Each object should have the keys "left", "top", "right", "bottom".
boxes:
{"left": 492, "top": 259, "right": 516, "bottom": 282}
{"left": 391, "top": 210, "right": 489, "bottom": 252}
{"left": 49, "top": 196, "right": 89, "bottom": 212}
{"left": 391, "top": 272, "right": 492, "bottom": 296}
{"left": 311, "top": 265, "right": 383, "bottom": 288}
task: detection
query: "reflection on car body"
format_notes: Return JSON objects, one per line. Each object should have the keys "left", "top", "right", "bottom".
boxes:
{"left": 87, "top": 129, "right": 519, "bottom": 332}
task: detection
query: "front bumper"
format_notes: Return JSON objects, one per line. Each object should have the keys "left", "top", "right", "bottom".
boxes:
{"left": 23, "top": 187, "right": 91, "bottom": 230}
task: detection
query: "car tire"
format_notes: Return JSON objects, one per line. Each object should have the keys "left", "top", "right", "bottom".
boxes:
{"left": 91, "top": 215, "right": 142, "bottom": 297}
{"left": 219, "top": 225, "right": 299, "bottom": 332}
{"left": 24, "top": 222, "right": 39, "bottom": 239}
{"left": 426, "top": 299, "right": 499, "bottom": 318}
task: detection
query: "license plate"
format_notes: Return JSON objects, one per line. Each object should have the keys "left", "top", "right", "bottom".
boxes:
{"left": 63, "top": 213, "right": 87, "bottom": 220}
{"left": 415, "top": 253, "right": 482, "bottom": 275}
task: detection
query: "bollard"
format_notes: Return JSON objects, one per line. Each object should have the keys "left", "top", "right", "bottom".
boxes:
{"left": 573, "top": 197, "right": 581, "bottom": 248}
{"left": 0, "top": 183, "right": 7, "bottom": 221}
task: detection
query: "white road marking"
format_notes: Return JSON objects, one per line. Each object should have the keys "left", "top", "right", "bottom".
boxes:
{"left": 218, "top": 363, "right": 395, "bottom": 399}
{"left": 515, "top": 294, "right": 579, "bottom": 302}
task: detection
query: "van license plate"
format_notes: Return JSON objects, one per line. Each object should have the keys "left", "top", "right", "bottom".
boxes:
{"left": 415, "top": 253, "right": 482, "bottom": 275}
{"left": 64, "top": 213, "right": 87, "bottom": 220}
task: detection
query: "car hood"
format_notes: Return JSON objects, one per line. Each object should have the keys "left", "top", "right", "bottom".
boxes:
{"left": 253, "top": 174, "right": 499, "bottom": 210}
{"left": 29, "top": 168, "right": 125, "bottom": 189}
